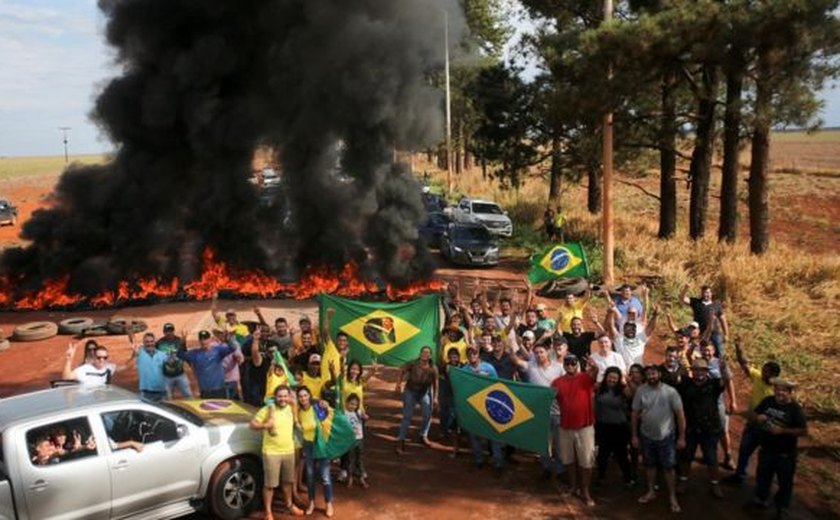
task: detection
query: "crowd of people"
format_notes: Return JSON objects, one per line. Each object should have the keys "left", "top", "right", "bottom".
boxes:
{"left": 58, "top": 283, "right": 807, "bottom": 519}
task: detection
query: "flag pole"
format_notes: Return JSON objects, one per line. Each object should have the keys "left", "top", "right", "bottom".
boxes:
{"left": 601, "top": 0, "right": 615, "bottom": 287}
{"left": 444, "top": 9, "right": 453, "bottom": 196}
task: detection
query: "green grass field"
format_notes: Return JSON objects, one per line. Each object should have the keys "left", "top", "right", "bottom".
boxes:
{"left": 0, "top": 154, "right": 108, "bottom": 181}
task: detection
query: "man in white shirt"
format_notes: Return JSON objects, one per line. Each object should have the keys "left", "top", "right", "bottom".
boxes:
{"left": 62, "top": 342, "right": 118, "bottom": 386}
{"left": 609, "top": 306, "right": 658, "bottom": 368}
{"left": 590, "top": 336, "right": 626, "bottom": 383}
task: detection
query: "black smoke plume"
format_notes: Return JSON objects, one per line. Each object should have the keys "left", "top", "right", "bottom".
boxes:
{"left": 1, "top": 0, "right": 464, "bottom": 295}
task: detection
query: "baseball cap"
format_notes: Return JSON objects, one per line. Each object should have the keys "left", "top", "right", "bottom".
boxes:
{"left": 163, "top": 323, "right": 175, "bottom": 332}
{"left": 198, "top": 330, "right": 211, "bottom": 340}
{"left": 535, "top": 303, "right": 547, "bottom": 311}
{"left": 770, "top": 377, "right": 797, "bottom": 389}
{"left": 299, "top": 316, "right": 311, "bottom": 324}
{"left": 563, "top": 354, "right": 578, "bottom": 364}
{"left": 225, "top": 308, "right": 237, "bottom": 316}
{"left": 691, "top": 358, "right": 710, "bottom": 370}
{"left": 688, "top": 321, "right": 700, "bottom": 329}
{"left": 522, "top": 330, "right": 535, "bottom": 340}
{"left": 309, "top": 353, "right": 321, "bottom": 364}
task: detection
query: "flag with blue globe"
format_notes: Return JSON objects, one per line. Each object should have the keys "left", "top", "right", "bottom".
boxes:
{"left": 450, "top": 368, "right": 556, "bottom": 454}
{"left": 527, "top": 242, "right": 589, "bottom": 284}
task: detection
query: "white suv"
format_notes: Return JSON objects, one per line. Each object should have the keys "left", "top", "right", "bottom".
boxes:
{"left": 453, "top": 198, "right": 513, "bottom": 237}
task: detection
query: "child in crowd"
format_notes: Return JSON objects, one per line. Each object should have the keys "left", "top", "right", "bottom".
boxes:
{"left": 345, "top": 394, "right": 368, "bottom": 488}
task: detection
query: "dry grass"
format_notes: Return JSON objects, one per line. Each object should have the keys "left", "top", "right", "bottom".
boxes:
{"left": 0, "top": 154, "right": 108, "bottom": 181}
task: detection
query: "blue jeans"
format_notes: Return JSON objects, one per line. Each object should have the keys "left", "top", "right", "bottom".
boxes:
{"left": 735, "top": 423, "right": 762, "bottom": 479}
{"left": 469, "top": 433, "right": 503, "bottom": 469}
{"left": 755, "top": 449, "right": 796, "bottom": 510}
{"left": 540, "top": 414, "right": 564, "bottom": 475}
{"left": 397, "top": 389, "right": 432, "bottom": 441}
{"left": 224, "top": 381, "right": 241, "bottom": 401}
{"left": 140, "top": 390, "right": 167, "bottom": 402}
{"left": 711, "top": 332, "right": 725, "bottom": 358}
{"left": 165, "top": 373, "right": 193, "bottom": 399}
{"left": 641, "top": 433, "right": 678, "bottom": 469}
{"left": 302, "top": 442, "right": 333, "bottom": 503}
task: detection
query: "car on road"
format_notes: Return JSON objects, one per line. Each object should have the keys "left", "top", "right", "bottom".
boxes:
{"left": 0, "top": 198, "right": 17, "bottom": 226}
{"left": 418, "top": 211, "right": 451, "bottom": 249}
{"left": 452, "top": 198, "right": 513, "bottom": 237}
{"left": 0, "top": 386, "right": 263, "bottom": 520}
{"left": 440, "top": 222, "right": 500, "bottom": 267}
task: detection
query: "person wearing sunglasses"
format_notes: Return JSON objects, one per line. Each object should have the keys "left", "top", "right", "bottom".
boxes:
{"left": 62, "top": 341, "right": 120, "bottom": 386}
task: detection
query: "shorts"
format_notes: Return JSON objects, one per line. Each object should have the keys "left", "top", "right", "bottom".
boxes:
{"left": 718, "top": 399, "right": 729, "bottom": 431}
{"left": 641, "top": 433, "right": 678, "bottom": 469}
{"left": 263, "top": 453, "right": 295, "bottom": 488}
{"left": 559, "top": 425, "right": 596, "bottom": 468}
{"left": 684, "top": 430, "right": 720, "bottom": 467}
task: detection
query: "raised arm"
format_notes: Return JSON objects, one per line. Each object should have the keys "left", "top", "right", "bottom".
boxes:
{"left": 522, "top": 276, "right": 534, "bottom": 312}
{"left": 62, "top": 343, "right": 78, "bottom": 380}
{"left": 666, "top": 311, "right": 679, "bottom": 335}
{"left": 322, "top": 307, "right": 335, "bottom": 343}
{"left": 644, "top": 305, "right": 659, "bottom": 337}
{"left": 679, "top": 282, "right": 691, "bottom": 306}
{"left": 641, "top": 284, "right": 650, "bottom": 318}
{"left": 606, "top": 308, "right": 620, "bottom": 339}
{"left": 733, "top": 338, "right": 750, "bottom": 378}
{"left": 210, "top": 292, "right": 221, "bottom": 324}
{"left": 719, "top": 304, "right": 730, "bottom": 340}
{"left": 253, "top": 306, "right": 269, "bottom": 327}
{"left": 251, "top": 329, "right": 264, "bottom": 367}
{"left": 589, "top": 309, "right": 606, "bottom": 335}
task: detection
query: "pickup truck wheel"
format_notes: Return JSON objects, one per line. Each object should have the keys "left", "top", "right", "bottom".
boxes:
{"left": 13, "top": 321, "right": 59, "bottom": 341}
{"left": 209, "top": 458, "right": 261, "bottom": 520}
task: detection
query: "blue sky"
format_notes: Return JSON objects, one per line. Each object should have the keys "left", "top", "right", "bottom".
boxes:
{"left": 0, "top": 1, "right": 838, "bottom": 157}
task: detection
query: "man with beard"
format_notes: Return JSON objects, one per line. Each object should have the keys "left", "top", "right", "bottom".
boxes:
{"left": 292, "top": 330, "right": 321, "bottom": 373}
{"left": 563, "top": 313, "right": 605, "bottom": 362}
{"left": 609, "top": 306, "right": 659, "bottom": 368}
{"left": 632, "top": 365, "right": 686, "bottom": 513}
{"left": 678, "top": 359, "right": 725, "bottom": 498}
{"left": 482, "top": 334, "right": 518, "bottom": 380}
{"left": 292, "top": 316, "right": 320, "bottom": 353}
{"left": 516, "top": 308, "right": 548, "bottom": 345}
{"left": 661, "top": 346, "right": 690, "bottom": 388}
{"left": 679, "top": 283, "right": 729, "bottom": 357}
{"left": 156, "top": 323, "right": 193, "bottom": 398}
{"left": 177, "top": 330, "right": 239, "bottom": 399}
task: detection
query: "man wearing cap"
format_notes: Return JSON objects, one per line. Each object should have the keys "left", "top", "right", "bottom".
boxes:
{"left": 632, "top": 364, "right": 686, "bottom": 513}
{"left": 725, "top": 339, "right": 781, "bottom": 485}
{"left": 535, "top": 303, "right": 556, "bottom": 332}
{"left": 482, "top": 334, "right": 518, "bottom": 380}
{"left": 557, "top": 290, "right": 591, "bottom": 334}
{"left": 210, "top": 293, "right": 250, "bottom": 339}
{"left": 679, "top": 283, "right": 729, "bottom": 357}
{"left": 128, "top": 331, "right": 168, "bottom": 402}
{"left": 156, "top": 323, "right": 192, "bottom": 398}
{"left": 440, "top": 324, "right": 468, "bottom": 364}
{"left": 609, "top": 305, "right": 659, "bottom": 368}
{"left": 552, "top": 354, "right": 599, "bottom": 506}
{"left": 608, "top": 284, "right": 645, "bottom": 329}
{"left": 678, "top": 358, "right": 726, "bottom": 498}
{"left": 464, "top": 347, "right": 505, "bottom": 474}
{"left": 292, "top": 316, "right": 320, "bottom": 354}
{"left": 177, "top": 330, "right": 239, "bottom": 398}
{"left": 296, "top": 352, "right": 335, "bottom": 401}
{"left": 748, "top": 378, "right": 807, "bottom": 518}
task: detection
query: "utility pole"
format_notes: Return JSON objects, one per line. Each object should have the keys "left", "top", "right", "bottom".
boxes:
{"left": 601, "top": 0, "right": 615, "bottom": 286}
{"left": 444, "top": 9, "right": 453, "bottom": 196}
{"left": 59, "top": 127, "right": 72, "bottom": 164}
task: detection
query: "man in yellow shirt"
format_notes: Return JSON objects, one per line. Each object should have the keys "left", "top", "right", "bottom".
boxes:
{"left": 210, "top": 293, "right": 250, "bottom": 339}
{"left": 724, "top": 339, "right": 782, "bottom": 485}
{"left": 249, "top": 385, "right": 303, "bottom": 519}
{"left": 557, "top": 290, "right": 591, "bottom": 334}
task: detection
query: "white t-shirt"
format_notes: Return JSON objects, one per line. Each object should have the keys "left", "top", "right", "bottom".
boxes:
{"left": 73, "top": 363, "right": 117, "bottom": 386}
{"left": 525, "top": 357, "right": 565, "bottom": 415}
{"left": 614, "top": 331, "right": 648, "bottom": 368}
{"left": 347, "top": 410, "right": 364, "bottom": 441}
{"left": 590, "top": 351, "right": 626, "bottom": 383}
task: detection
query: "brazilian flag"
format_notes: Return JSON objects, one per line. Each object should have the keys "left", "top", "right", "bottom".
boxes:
{"left": 318, "top": 293, "right": 440, "bottom": 367}
{"left": 450, "top": 367, "right": 556, "bottom": 454}
{"left": 312, "top": 403, "right": 357, "bottom": 459}
{"left": 527, "top": 242, "right": 589, "bottom": 284}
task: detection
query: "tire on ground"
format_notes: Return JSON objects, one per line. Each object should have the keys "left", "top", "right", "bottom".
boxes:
{"left": 537, "top": 278, "right": 590, "bottom": 299}
{"left": 58, "top": 317, "right": 95, "bottom": 335}
{"left": 13, "top": 321, "right": 59, "bottom": 342}
{"left": 208, "top": 457, "right": 262, "bottom": 520}
{"left": 0, "top": 339, "right": 10, "bottom": 352}
{"left": 106, "top": 317, "right": 148, "bottom": 335}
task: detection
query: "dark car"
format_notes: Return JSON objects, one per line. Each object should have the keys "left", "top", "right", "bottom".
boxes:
{"left": 440, "top": 222, "right": 500, "bottom": 267}
{"left": 0, "top": 198, "right": 17, "bottom": 226}
{"left": 419, "top": 212, "right": 451, "bottom": 248}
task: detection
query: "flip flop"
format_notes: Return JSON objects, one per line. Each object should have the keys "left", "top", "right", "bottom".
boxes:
{"left": 638, "top": 493, "right": 657, "bottom": 504}
{"left": 670, "top": 502, "right": 682, "bottom": 513}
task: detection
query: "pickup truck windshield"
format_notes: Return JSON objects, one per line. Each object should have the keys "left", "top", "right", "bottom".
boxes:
{"left": 472, "top": 203, "right": 503, "bottom": 215}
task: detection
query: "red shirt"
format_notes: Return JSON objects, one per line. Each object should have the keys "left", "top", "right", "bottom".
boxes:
{"left": 552, "top": 373, "right": 595, "bottom": 429}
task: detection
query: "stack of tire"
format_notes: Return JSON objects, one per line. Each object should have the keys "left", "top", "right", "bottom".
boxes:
{"left": 7, "top": 316, "right": 149, "bottom": 345}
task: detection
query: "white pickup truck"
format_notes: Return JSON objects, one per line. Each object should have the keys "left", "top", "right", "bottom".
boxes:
{"left": 0, "top": 386, "right": 263, "bottom": 520}
{"left": 452, "top": 197, "right": 513, "bottom": 237}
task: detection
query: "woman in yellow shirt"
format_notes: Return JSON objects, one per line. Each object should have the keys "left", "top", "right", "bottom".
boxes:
{"left": 295, "top": 385, "right": 335, "bottom": 517}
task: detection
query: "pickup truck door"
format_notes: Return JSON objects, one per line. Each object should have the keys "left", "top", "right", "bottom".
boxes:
{"left": 17, "top": 417, "right": 111, "bottom": 520}
{"left": 100, "top": 409, "right": 201, "bottom": 518}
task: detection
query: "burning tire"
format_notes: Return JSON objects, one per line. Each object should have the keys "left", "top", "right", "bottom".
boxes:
{"left": 106, "top": 317, "right": 148, "bottom": 335}
{"left": 0, "top": 339, "right": 10, "bottom": 352}
{"left": 12, "top": 321, "right": 59, "bottom": 342}
{"left": 58, "top": 317, "right": 95, "bottom": 335}
{"left": 537, "top": 278, "right": 590, "bottom": 299}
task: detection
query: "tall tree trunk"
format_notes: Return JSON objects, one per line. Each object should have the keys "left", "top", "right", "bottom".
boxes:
{"left": 549, "top": 136, "right": 562, "bottom": 202}
{"left": 426, "top": 148, "right": 433, "bottom": 163}
{"left": 749, "top": 51, "right": 772, "bottom": 254}
{"left": 587, "top": 166, "right": 602, "bottom": 213}
{"left": 658, "top": 67, "right": 678, "bottom": 239}
{"left": 719, "top": 58, "right": 744, "bottom": 243}
{"left": 464, "top": 133, "right": 472, "bottom": 170}
{"left": 481, "top": 156, "right": 487, "bottom": 180}
{"left": 688, "top": 64, "right": 719, "bottom": 240}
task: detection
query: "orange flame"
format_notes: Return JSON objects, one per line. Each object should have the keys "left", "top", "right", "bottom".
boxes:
{"left": 3, "top": 248, "right": 442, "bottom": 310}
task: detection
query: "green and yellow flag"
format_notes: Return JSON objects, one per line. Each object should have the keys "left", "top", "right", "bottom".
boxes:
{"left": 450, "top": 367, "right": 556, "bottom": 454}
{"left": 312, "top": 403, "right": 357, "bottom": 460}
{"left": 527, "top": 242, "right": 589, "bottom": 284}
{"left": 318, "top": 293, "right": 440, "bottom": 366}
